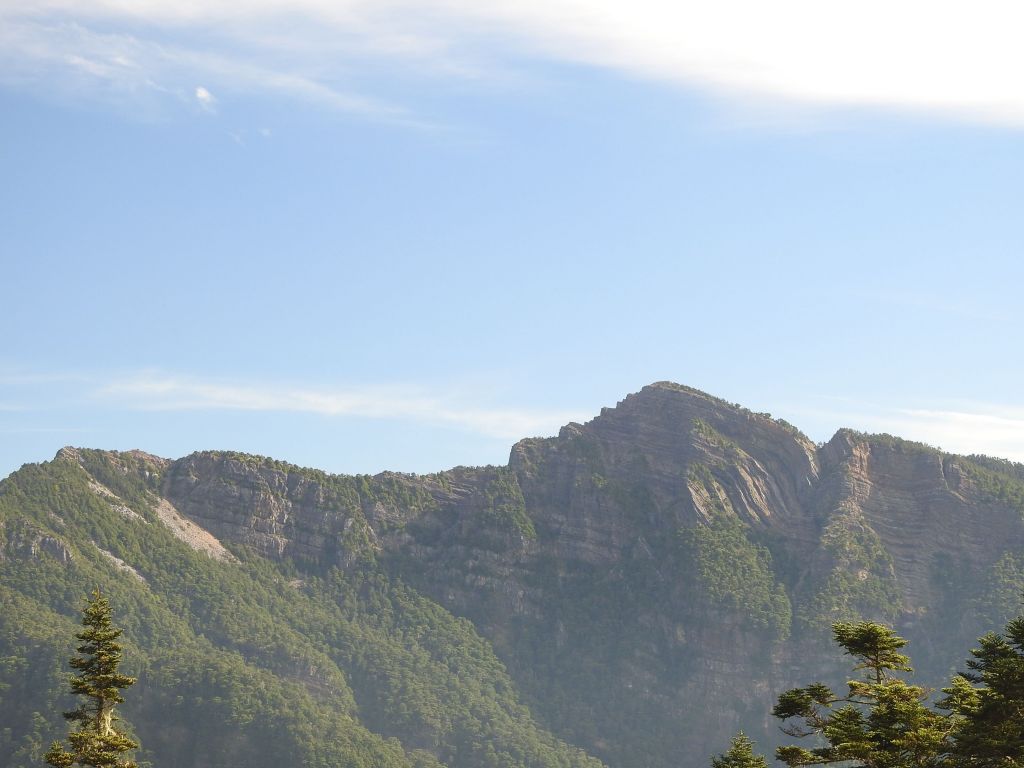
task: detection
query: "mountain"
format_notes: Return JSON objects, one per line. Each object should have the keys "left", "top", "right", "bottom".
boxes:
{"left": 4, "top": 382, "right": 1024, "bottom": 768}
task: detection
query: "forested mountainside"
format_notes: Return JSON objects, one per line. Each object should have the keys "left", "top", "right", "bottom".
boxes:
{"left": 4, "top": 382, "right": 1024, "bottom": 768}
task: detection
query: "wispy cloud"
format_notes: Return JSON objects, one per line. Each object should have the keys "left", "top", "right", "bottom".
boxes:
{"left": 94, "top": 372, "right": 585, "bottom": 439}
{"left": 5, "top": 1, "right": 1024, "bottom": 126}
{"left": 786, "top": 400, "right": 1024, "bottom": 462}
{"left": 10, "top": 363, "right": 1024, "bottom": 460}
{"left": 0, "top": 12, "right": 416, "bottom": 121}
{"left": 866, "top": 407, "right": 1024, "bottom": 463}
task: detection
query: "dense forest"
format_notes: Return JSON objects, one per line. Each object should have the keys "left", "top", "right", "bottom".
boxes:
{"left": 42, "top": 588, "right": 1024, "bottom": 767}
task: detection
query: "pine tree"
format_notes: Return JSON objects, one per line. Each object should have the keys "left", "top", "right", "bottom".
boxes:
{"left": 44, "top": 590, "right": 139, "bottom": 768}
{"left": 711, "top": 732, "right": 768, "bottom": 768}
{"left": 772, "top": 621, "right": 953, "bottom": 768}
{"left": 945, "top": 615, "right": 1024, "bottom": 765}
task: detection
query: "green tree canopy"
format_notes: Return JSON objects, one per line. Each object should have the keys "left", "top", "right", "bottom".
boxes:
{"left": 772, "top": 621, "right": 953, "bottom": 768}
{"left": 946, "top": 615, "right": 1024, "bottom": 765}
{"left": 44, "top": 589, "right": 139, "bottom": 768}
{"left": 711, "top": 733, "right": 768, "bottom": 768}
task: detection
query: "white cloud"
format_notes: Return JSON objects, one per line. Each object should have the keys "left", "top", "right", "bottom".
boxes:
{"left": 194, "top": 84, "right": 215, "bottom": 109}
{"left": 785, "top": 400, "right": 1024, "bottom": 463}
{"left": 868, "top": 407, "right": 1024, "bottom": 463}
{"left": 95, "top": 373, "right": 585, "bottom": 440}
{"left": 5, "top": 1, "right": 1024, "bottom": 125}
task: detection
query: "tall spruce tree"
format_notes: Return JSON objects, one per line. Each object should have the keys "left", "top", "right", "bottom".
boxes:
{"left": 945, "top": 615, "right": 1024, "bottom": 765}
{"left": 44, "top": 590, "right": 139, "bottom": 768}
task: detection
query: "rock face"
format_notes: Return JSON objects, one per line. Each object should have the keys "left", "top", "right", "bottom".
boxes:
{"left": 816, "top": 430, "right": 1023, "bottom": 613}
{"left": 2, "top": 381, "right": 1023, "bottom": 768}
{"left": 2, "top": 522, "right": 73, "bottom": 564}
{"left": 118, "top": 382, "right": 1024, "bottom": 767}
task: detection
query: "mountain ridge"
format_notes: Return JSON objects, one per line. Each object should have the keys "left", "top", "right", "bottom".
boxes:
{"left": 4, "top": 381, "right": 1024, "bottom": 768}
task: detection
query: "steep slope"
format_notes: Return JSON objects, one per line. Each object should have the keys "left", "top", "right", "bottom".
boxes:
{"left": 0, "top": 449, "right": 604, "bottom": 768}
{"left": 380, "top": 384, "right": 822, "bottom": 763}
{"left": 807, "top": 430, "right": 1024, "bottom": 666}
{"left": 5, "top": 382, "right": 1024, "bottom": 768}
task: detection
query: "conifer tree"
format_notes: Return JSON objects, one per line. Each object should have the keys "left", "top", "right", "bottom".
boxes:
{"left": 772, "top": 621, "right": 953, "bottom": 767}
{"left": 711, "top": 733, "right": 769, "bottom": 768}
{"left": 945, "top": 614, "right": 1024, "bottom": 765}
{"left": 44, "top": 590, "right": 139, "bottom": 768}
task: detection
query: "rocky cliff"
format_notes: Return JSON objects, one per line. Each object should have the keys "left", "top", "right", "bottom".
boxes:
{"left": 5, "top": 382, "right": 1024, "bottom": 768}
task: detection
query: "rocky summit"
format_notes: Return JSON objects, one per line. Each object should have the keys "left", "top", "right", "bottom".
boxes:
{"left": 4, "top": 382, "right": 1024, "bottom": 768}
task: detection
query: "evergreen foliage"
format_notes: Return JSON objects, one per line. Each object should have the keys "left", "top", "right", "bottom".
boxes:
{"left": 0, "top": 452, "right": 602, "bottom": 768}
{"left": 12, "top": 439, "right": 1024, "bottom": 768}
{"left": 960, "top": 459, "right": 1024, "bottom": 513}
{"left": 679, "top": 514, "right": 791, "bottom": 639}
{"left": 481, "top": 468, "right": 535, "bottom": 539}
{"left": 798, "top": 508, "right": 899, "bottom": 632}
{"left": 681, "top": 465, "right": 791, "bottom": 639}
{"left": 44, "top": 590, "right": 138, "bottom": 768}
{"left": 947, "top": 615, "right": 1024, "bottom": 764}
{"left": 767, "top": 613, "right": 1024, "bottom": 767}
{"left": 973, "top": 553, "right": 1024, "bottom": 630}
{"left": 772, "top": 621, "right": 953, "bottom": 768}
{"left": 710, "top": 733, "right": 768, "bottom": 768}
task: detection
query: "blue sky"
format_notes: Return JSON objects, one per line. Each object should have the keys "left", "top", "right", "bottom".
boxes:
{"left": 4, "top": 1, "right": 1024, "bottom": 479}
